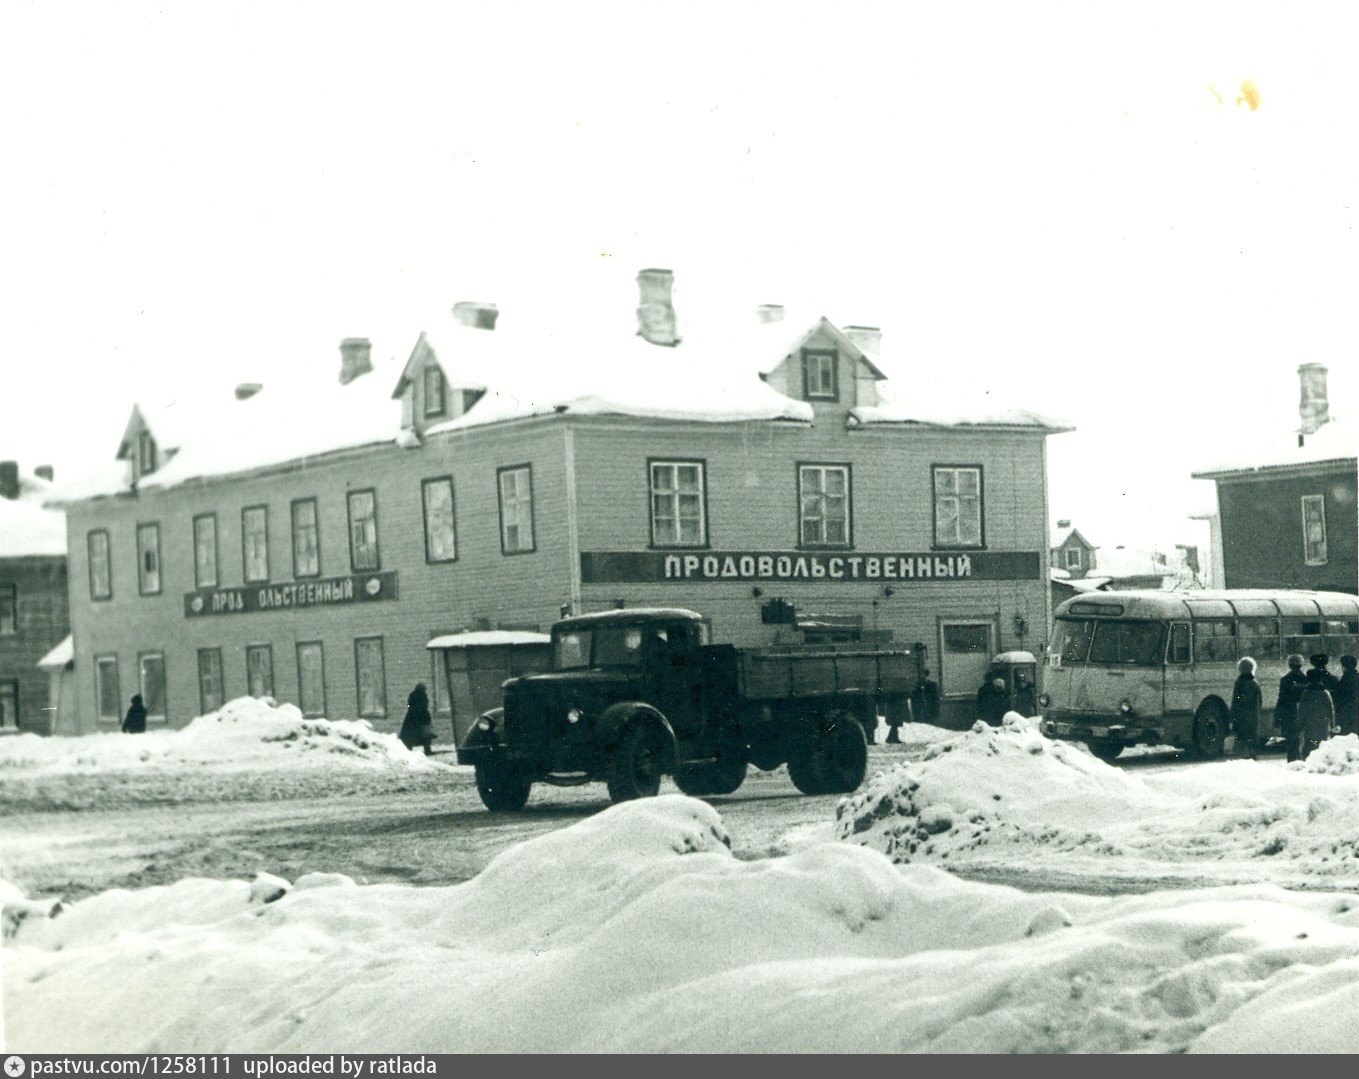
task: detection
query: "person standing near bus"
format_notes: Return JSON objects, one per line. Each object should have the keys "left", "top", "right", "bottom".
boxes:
{"left": 1298, "top": 655, "right": 1337, "bottom": 760}
{"left": 1275, "top": 654, "right": 1308, "bottom": 763}
{"left": 1335, "top": 655, "right": 1358, "bottom": 736}
{"left": 1230, "top": 657, "right": 1262, "bottom": 759}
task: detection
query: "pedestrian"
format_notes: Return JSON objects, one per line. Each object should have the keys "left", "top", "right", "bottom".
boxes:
{"left": 1297, "top": 655, "right": 1337, "bottom": 761}
{"left": 122, "top": 693, "right": 147, "bottom": 734}
{"left": 1014, "top": 670, "right": 1037, "bottom": 718}
{"left": 1276, "top": 654, "right": 1308, "bottom": 763}
{"left": 913, "top": 670, "right": 940, "bottom": 725}
{"left": 1229, "top": 657, "right": 1262, "bottom": 759}
{"left": 976, "top": 675, "right": 1009, "bottom": 727}
{"left": 399, "top": 683, "right": 435, "bottom": 755}
{"left": 1336, "top": 655, "right": 1358, "bottom": 737}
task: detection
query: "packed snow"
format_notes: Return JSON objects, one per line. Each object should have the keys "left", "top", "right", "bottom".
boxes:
{"left": 0, "top": 696, "right": 449, "bottom": 778}
{"left": 837, "top": 714, "right": 1359, "bottom": 891}
{"left": 4, "top": 795, "right": 1359, "bottom": 1053}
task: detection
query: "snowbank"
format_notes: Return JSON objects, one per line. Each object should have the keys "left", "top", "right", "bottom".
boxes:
{"left": 0, "top": 697, "right": 448, "bottom": 777}
{"left": 837, "top": 714, "right": 1359, "bottom": 890}
{"left": 1298, "top": 733, "right": 1359, "bottom": 777}
{"left": 5, "top": 795, "right": 1359, "bottom": 1052}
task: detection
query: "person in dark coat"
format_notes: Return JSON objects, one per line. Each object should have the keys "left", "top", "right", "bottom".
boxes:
{"left": 1336, "top": 655, "right": 1358, "bottom": 737}
{"left": 1013, "top": 670, "right": 1037, "bottom": 718}
{"left": 1298, "top": 657, "right": 1337, "bottom": 761}
{"left": 1229, "top": 657, "right": 1262, "bottom": 759}
{"left": 398, "top": 683, "right": 435, "bottom": 755}
{"left": 977, "top": 675, "right": 1009, "bottom": 727}
{"left": 122, "top": 694, "right": 147, "bottom": 734}
{"left": 1276, "top": 654, "right": 1308, "bottom": 762}
{"left": 913, "top": 671, "right": 940, "bottom": 725}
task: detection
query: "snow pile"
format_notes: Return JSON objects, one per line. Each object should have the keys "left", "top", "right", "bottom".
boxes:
{"left": 5, "top": 795, "right": 1359, "bottom": 1053}
{"left": 838, "top": 714, "right": 1359, "bottom": 889}
{"left": 0, "top": 697, "right": 447, "bottom": 776}
{"left": 1299, "top": 734, "right": 1359, "bottom": 777}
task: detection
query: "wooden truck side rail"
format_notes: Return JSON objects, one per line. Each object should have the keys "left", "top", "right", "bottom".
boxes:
{"left": 731, "top": 644, "right": 918, "bottom": 702}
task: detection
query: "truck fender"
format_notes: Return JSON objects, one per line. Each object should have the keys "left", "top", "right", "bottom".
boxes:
{"left": 455, "top": 707, "right": 503, "bottom": 766}
{"left": 595, "top": 702, "right": 677, "bottom": 768}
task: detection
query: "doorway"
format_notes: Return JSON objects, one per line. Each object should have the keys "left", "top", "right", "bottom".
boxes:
{"left": 939, "top": 620, "right": 996, "bottom": 726}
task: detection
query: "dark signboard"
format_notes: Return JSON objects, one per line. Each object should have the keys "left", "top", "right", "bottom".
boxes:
{"left": 581, "top": 551, "right": 1041, "bottom": 584}
{"left": 184, "top": 572, "right": 399, "bottom": 618}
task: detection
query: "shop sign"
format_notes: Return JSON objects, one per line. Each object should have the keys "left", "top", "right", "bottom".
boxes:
{"left": 580, "top": 551, "right": 1040, "bottom": 584}
{"left": 184, "top": 572, "right": 399, "bottom": 618}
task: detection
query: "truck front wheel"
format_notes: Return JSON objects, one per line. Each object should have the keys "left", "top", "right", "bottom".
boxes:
{"left": 475, "top": 760, "right": 532, "bottom": 812}
{"left": 606, "top": 720, "right": 668, "bottom": 803}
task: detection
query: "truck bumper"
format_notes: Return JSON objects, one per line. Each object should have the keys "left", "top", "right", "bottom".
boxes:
{"left": 1040, "top": 718, "right": 1164, "bottom": 745}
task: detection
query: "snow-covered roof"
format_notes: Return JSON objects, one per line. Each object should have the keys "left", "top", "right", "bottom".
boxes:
{"left": 426, "top": 630, "right": 551, "bottom": 650}
{"left": 0, "top": 469, "right": 66, "bottom": 558}
{"left": 992, "top": 651, "right": 1037, "bottom": 665}
{"left": 36, "top": 635, "right": 73, "bottom": 670}
{"left": 1049, "top": 526, "right": 1095, "bottom": 550}
{"left": 1096, "top": 545, "right": 1196, "bottom": 582}
{"left": 1193, "top": 417, "right": 1357, "bottom": 478}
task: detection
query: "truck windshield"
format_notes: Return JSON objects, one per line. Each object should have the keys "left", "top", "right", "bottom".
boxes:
{"left": 553, "top": 630, "right": 592, "bottom": 670}
{"left": 551, "top": 625, "right": 648, "bottom": 670}
{"left": 1087, "top": 620, "right": 1166, "bottom": 666}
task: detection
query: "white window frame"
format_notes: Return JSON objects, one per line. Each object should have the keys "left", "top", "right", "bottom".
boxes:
{"left": 88, "top": 529, "right": 112, "bottom": 600}
{"left": 1302, "top": 494, "right": 1328, "bottom": 566}
{"left": 198, "top": 648, "right": 224, "bottom": 715}
{"left": 424, "top": 365, "right": 446, "bottom": 418}
{"left": 422, "top": 477, "right": 457, "bottom": 563}
{"left": 498, "top": 465, "right": 535, "bottom": 554}
{"left": 246, "top": 644, "right": 275, "bottom": 699}
{"left": 137, "top": 431, "right": 157, "bottom": 475}
{"left": 933, "top": 466, "right": 984, "bottom": 548}
{"left": 1064, "top": 547, "right": 1081, "bottom": 569}
{"left": 0, "top": 680, "right": 16, "bottom": 731}
{"left": 347, "top": 489, "right": 380, "bottom": 572}
{"left": 798, "top": 464, "right": 851, "bottom": 548}
{"left": 649, "top": 460, "right": 707, "bottom": 547}
{"left": 0, "top": 583, "right": 15, "bottom": 635}
{"left": 138, "top": 652, "right": 166, "bottom": 721}
{"left": 291, "top": 498, "right": 320, "bottom": 578}
{"left": 355, "top": 636, "right": 387, "bottom": 718}
{"left": 242, "top": 506, "right": 269, "bottom": 584}
{"left": 296, "top": 641, "right": 326, "bottom": 718}
{"left": 802, "top": 349, "right": 838, "bottom": 400}
{"left": 136, "top": 523, "right": 162, "bottom": 596}
{"left": 193, "top": 514, "right": 218, "bottom": 589}
{"left": 95, "top": 655, "right": 121, "bottom": 721}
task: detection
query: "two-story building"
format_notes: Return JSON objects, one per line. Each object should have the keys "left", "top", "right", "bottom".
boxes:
{"left": 53, "top": 269, "right": 1070, "bottom": 733}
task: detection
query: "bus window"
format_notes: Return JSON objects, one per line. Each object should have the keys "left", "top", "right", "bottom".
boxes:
{"left": 1239, "top": 618, "right": 1281, "bottom": 661}
{"left": 1325, "top": 620, "right": 1353, "bottom": 657}
{"left": 1194, "top": 619, "right": 1238, "bottom": 663}
{"left": 1283, "top": 619, "right": 1323, "bottom": 658}
{"left": 1088, "top": 621, "right": 1166, "bottom": 666}
{"left": 1168, "top": 622, "right": 1190, "bottom": 664}
{"left": 1053, "top": 619, "right": 1093, "bottom": 664}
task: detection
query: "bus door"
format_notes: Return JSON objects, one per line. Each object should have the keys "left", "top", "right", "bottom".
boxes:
{"left": 1163, "top": 621, "right": 1192, "bottom": 720}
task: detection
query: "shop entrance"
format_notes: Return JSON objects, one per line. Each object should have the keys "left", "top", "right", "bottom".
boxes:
{"left": 939, "top": 620, "right": 995, "bottom": 726}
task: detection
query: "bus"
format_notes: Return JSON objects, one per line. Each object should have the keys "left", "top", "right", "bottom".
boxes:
{"left": 1039, "top": 589, "right": 1359, "bottom": 761}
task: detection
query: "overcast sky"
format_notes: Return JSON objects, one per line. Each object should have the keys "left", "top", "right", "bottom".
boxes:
{"left": 2, "top": 2, "right": 1353, "bottom": 553}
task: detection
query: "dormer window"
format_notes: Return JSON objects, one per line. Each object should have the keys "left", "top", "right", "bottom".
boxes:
{"left": 424, "top": 366, "right": 447, "bottom": 418}
{"left": 138, "top": 431, "right": 158, "bottom": 475}
{"left": 802, "top": 349, "right": 838, "bottom": 401}
{"left": 1064, "top": 547, "right": 1082, "bottom": 570}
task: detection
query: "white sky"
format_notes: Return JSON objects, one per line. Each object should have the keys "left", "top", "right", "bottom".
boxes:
{"left": 2, "top": 1, "right": 1354, "bottom": 553}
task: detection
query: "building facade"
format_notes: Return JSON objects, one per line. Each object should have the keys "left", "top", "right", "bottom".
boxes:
{"left": 56, "top": 271, "right": 1069, "bottom": 734}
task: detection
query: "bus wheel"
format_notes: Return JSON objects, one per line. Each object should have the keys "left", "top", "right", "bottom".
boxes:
{"left": 1191, "top": 702, "right": 1228, "bottom": 760}
{"left": 1087, "top": 740, "right": 1123, "bottom": 763}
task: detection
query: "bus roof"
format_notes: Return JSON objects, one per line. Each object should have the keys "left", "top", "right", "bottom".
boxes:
{"left": 1054, "top": 589, "right": 1359, "bottom": 621}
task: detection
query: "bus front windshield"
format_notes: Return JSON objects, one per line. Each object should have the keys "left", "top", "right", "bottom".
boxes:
{"left": 1087, "top": 620, "right": 1165, "bottom": 666}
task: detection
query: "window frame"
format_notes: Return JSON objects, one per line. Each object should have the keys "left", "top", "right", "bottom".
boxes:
{"left": 137, "top": 430, "right": 157, "bottom": 475}
{"left": 346, "top": 488, "right": 381, "bottom": 573}
{"left": 421, "top": 476, "right": 458, "bottom": 564}
{"left": 647, "top": 458, "right": 710, "bottom": 549}
{"left": 137, "top": 650, "right": 167, "bottom": 721}
{"left": 796, "top": 462, "right": 853, "bottom": 550}
{"left": 931, "top": 464, "right": 986, "bottom": 550}
{"left": 423, "top": 365, "right": 447, "bottom": 418}
{"left": 197, "top": 647, "right": 225, "bottom": 716}
{"left": 290, "top": 497, "right": 321, "bottom": 579}
{"left": 245, "top": 643, "right": 275, "bottom": 699}
{"left": 0, "top": 679, "right": 17, "bottom": 731}
{"left": 136, "top": 522, "right": 162, "bottom": 596}
{"left": 1301, "top": 494, "right": 1328, "bottom": 566}
{"left": 192, "top": 513, "right": 219, "bottom": 589}
{"left": 496, "top": 464, "right": 537, "bottom": 556}
{"left": 95, "top": 655, "right": 121, "bottom": 722}
{"left": 296, "top": 640, "right": 327, "bottom": 718}
{"left": 241, "top": 505, "right": 270, "bottom": 584}
{"left": 1063, "top": 546, "right": 1081, "bottom": 570}
{"left": 801, "top": 348, "right": 839, "bottom": 402}
{"left": 0, "top": 583, "right": 15, "bottom": 636}
{"left": 354, "top": 635, "right": 387, "bottom": 719}
{"left": 87, "top": 529, "right": 113, "bottom": 601}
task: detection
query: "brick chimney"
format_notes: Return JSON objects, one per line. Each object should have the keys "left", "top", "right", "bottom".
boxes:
{"left": 1056, "top": 519, "right": 1071, "bottom": 529}
{"left": 636, "top": 268, "right": 679, "bottom": 347}
{"left": 34, "top": 465, "right": 54, "bottom": 482}
{"left": 1298, "top": 363, "right": 1329, "bottom": 442}
{"left": 755, "top": 304, "right": 785, "bottom": 324}
{"left": 339, "top": 338, "right": 373, "bottom": 385}
{"left": 235, "top": 383, "right": 263, "bottom": 401}
{"left": 452, "top": 302, "right": 499, "bottom": 330}
{"left": 0, "top": 461, "right": 17, "bottom": 500}
{"left": 843, "top": 325, "right": 882, "bottom": 355}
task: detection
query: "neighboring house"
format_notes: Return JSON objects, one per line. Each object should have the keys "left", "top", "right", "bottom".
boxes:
{"left": 0, "top": 463, "right": 69, "bottom": 734}
{"left": 1050, "top": 522, "right": 1098, "bottom": 578}
{"left": 51, "top": 267, "right": 1072, "bottom": 734}
{"left": 1193, "top": 363, "right": 1357, "bottom": 594}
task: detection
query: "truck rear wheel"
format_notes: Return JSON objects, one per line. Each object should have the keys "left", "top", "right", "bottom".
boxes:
{"left": 674, "top": 749, "right": 748, "bottom": 797}
{"left": 788, "top": 713, "right": 869, "bottom": 796}
{"left": 606, "top": 720, "right": 667, "bottom": 803}
{"left": 787, "top": 753, "right": 828, "bottom": 795}
{"left": 475, "top": 760, "right": 532, "bottom": 812}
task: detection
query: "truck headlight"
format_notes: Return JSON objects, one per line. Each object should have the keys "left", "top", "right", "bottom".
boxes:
{"left": 477, "top": 715, "right": 496, "bottom": 732}
{"left": 1118, "top": 699, "right": 1132, "bottom": 715}
{"left": 1039, "top": 693, "right": 1051, "bottom": 708}
{"left": 566, "top": 707, "right": 583, "bottom": 724}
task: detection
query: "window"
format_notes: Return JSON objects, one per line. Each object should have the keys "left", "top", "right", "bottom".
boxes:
{"left": 242, "top": 506, "right": 269, "bottom": 583}
{"left": 0, "top": 681, "right": 17, "bottom": 731}
{"left": 1194, "top": 619, "right": 1238, "bottom": 663}
{"left": 802, "top": 349, "right": 838, "bottom": 400}
{"left": 649, "top": 461, "right": 707, "bottom": 547}
{"left": 424, "top": 366, "right": 447, "bottom": 418}
{"left": 297, "top": 642, "right": 326, "bottom": 717}
{"left": 1283, "top": 618, "right": 1325, "bottom": 658}
{"left": 798, "top": 464, "right": 851, "bottom": 547}
{"left": 355, "top": 637, "right": 386, "bottom": 717}
{"left": 1239, "top": 618, "right": 1281, "bottom": 661}
{"left": 498, "top": 465, "right": 535, "bottom": 554}
{"left": 198, "top": 648, "right": 224, "bottom": 715}
{"left": 0, "top": 584, "right": 14, "bottom": 635}
{"left": 139, "top": 652, "right": 166, "bottom": 721}
{"left": 291, "top": 498, "right": 320, "bottom": 578}
{"left": 422, "top": 477, "right": 457, "bottom": 563}
{"left": 1088, "top": 621, "right": 1166, "bottom": 666}
{"left": 138, "top": 431, "right": 157, "bottom": 475}
{"left": 193, "top": 514, "right": 218, "bottom": 589}
{"left": 347, "top": 489, "right": 380, "bottom": 572}
{"left": 136, "top": 523, "right": 161, "bottom": 595}
{"left": 1168, "top": 623, "right": 1191, "bottom": 664}
{"left": 1302, "top": 495, "right": 1328, "bottom": 565}
{"left": 96, "top": 656, "right": 121, "bottom": 721}
{"left": 1064, "top": 547, "right": 1082, "bottom": 570}
{"left": 87, "top": 530, "right": 112, "bottom": 600}
{"left": 1053, "top": 619, "right": 1093, "bottom": 664}
{"left": 429, "top": 649, "right": 449, "bottom": 715}
{"left": 246, "top": 645, "right": 274, "bottom": 699}
{"left": 933, "top": 466, "right": 984, "bottom": 548}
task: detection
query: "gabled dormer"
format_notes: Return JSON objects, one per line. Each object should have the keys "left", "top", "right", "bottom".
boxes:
{"left": 116, "top": 406, "right": 162, "bottom": 486}
{"left": 760, "top": 317, "right": 887, "bottom": 413}
{"left": 1050, "top": 526, "right": 1098, "bottom": 578}
{"left": 392, "top": 303, "right": 497, "bottom": 435}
